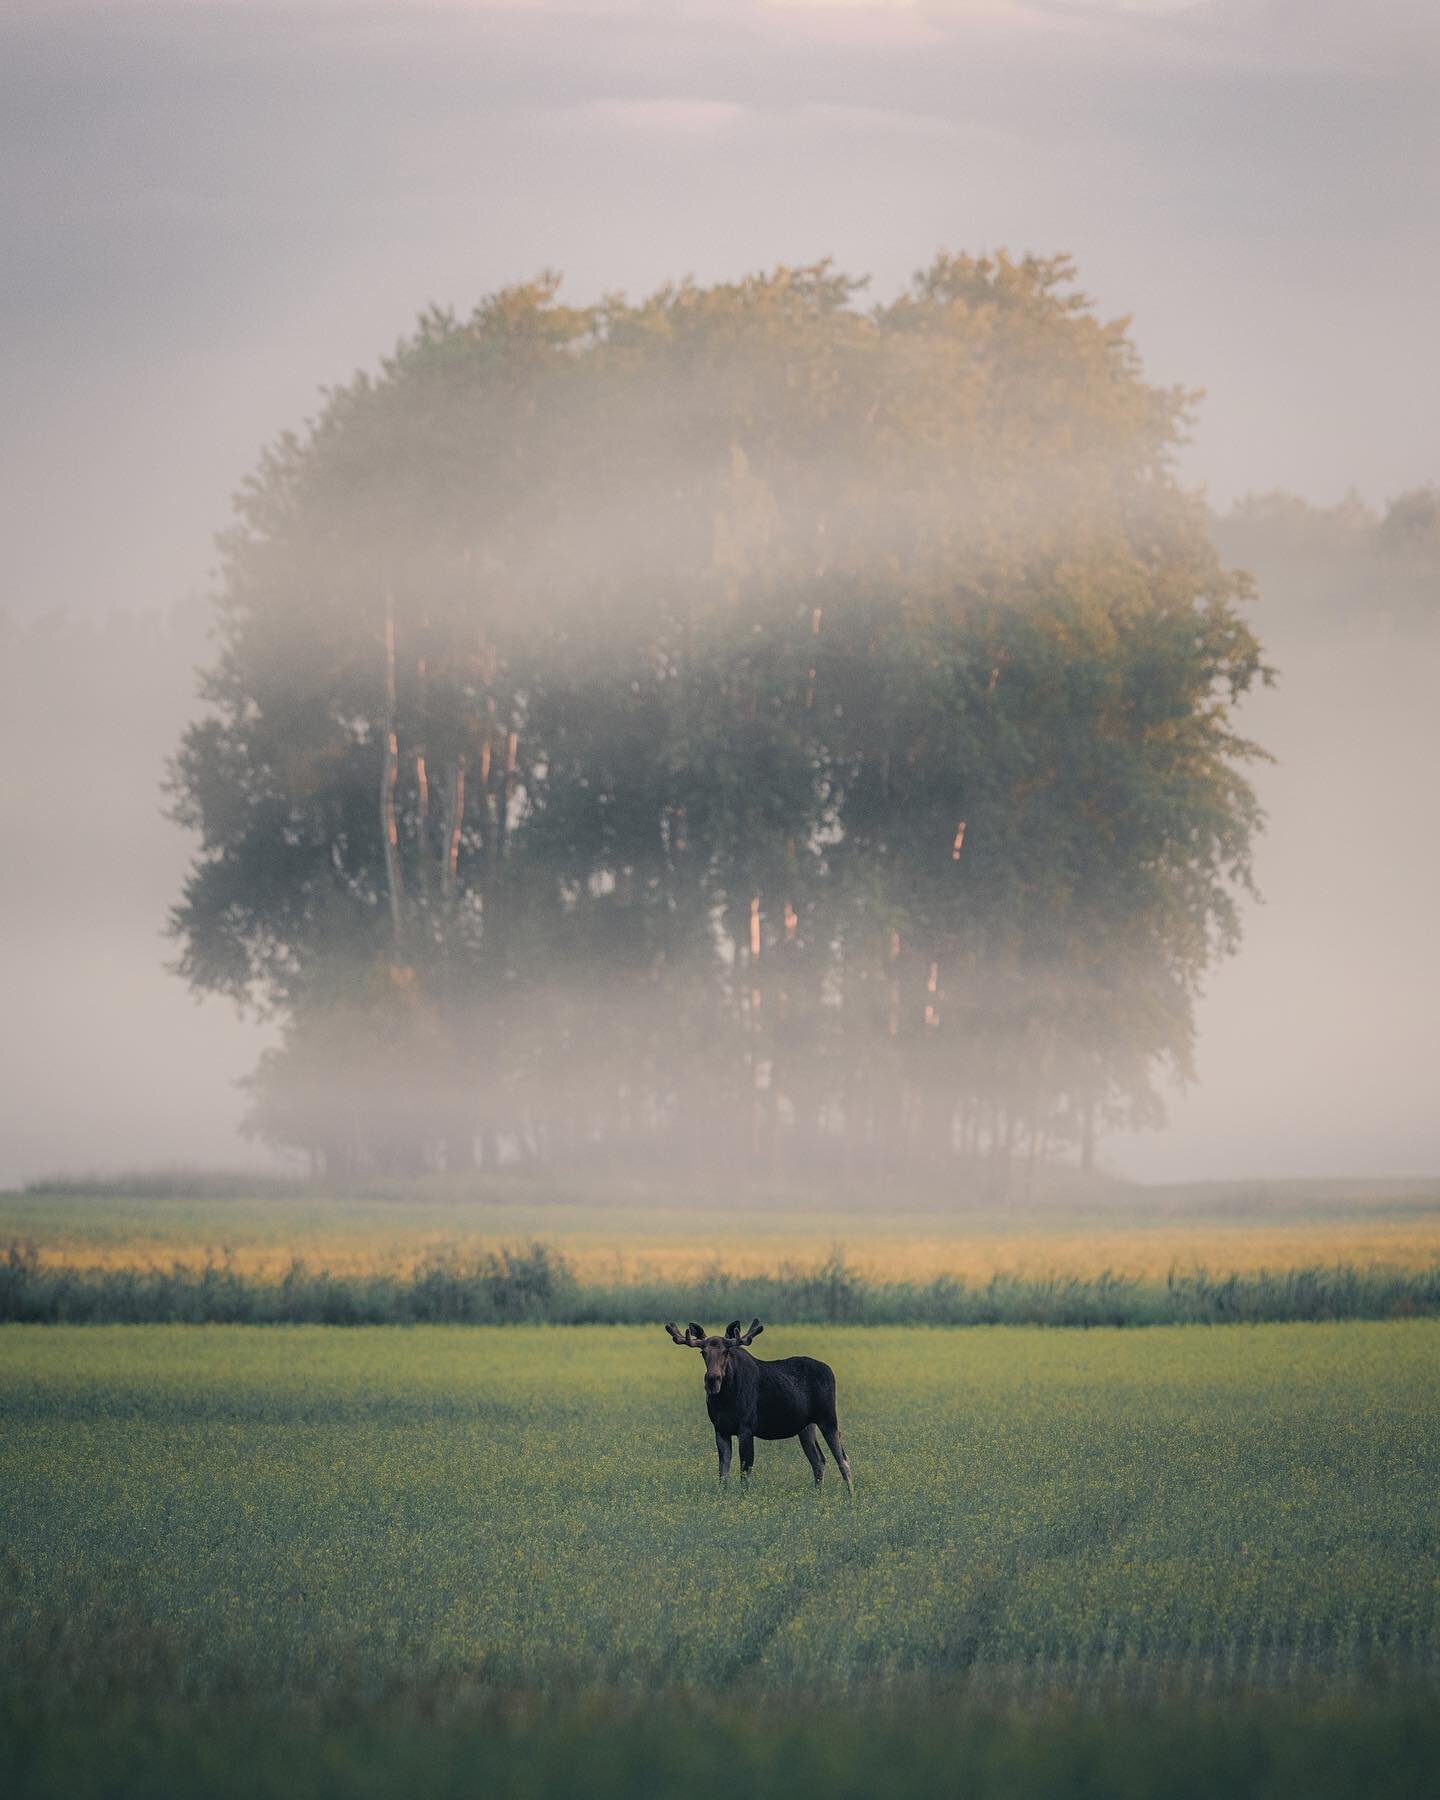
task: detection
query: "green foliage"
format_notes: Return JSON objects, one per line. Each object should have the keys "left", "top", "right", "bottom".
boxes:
{"left": 4, "top": 1242, "right": 1440, "bottom": 1327}
{"left": 170, "top": 253, "right": 1268, "bottom": 1175}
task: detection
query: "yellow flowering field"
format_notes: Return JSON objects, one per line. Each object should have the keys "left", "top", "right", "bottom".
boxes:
{"left": 7, "top": 1185, "right": 1440, "bottom": 1284}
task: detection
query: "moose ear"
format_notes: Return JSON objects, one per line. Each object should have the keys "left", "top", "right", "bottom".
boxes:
{"left": 739, "top": 1319, "right": 763, "bottom": 1345}
{"left": 685, "top": 1323, "right": 707, "bottom": 1345}
{"left": 725, "top": 1320, "right": 744, "bottom": 1342}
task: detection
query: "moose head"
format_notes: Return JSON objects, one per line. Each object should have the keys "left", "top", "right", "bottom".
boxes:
{"left": 664, "top": 1319, "right": 764, "bottom": 1395}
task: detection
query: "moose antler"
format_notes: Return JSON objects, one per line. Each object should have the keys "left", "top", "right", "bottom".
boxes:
{"left": 728, "top": 1318, "right": 763, "bottom": 1345}
{"left": 665, "top": 1322, "right": 706, "bottom": 1345}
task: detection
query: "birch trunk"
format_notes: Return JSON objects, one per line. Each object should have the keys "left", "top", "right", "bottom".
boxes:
{"left": 414, "top": 750, "right": 432, "bottom": 908}
{"left": 441, "top": 754, "right": 466, "bottom": 899}
{"left": 380, "top": 597, "right": 405, "bottom": 950}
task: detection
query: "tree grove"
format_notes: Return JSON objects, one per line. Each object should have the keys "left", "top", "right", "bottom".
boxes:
{"left": 169, "top": 253, "right": 1267, "bottom": 1181}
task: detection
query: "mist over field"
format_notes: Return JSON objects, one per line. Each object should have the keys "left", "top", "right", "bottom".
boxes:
{"left": 1, "top": 0, "right": 1437, "bottom": 1190}
{"left": 1120, "top": 549, "right": 1440, "bottom": 1180}
{"left": 8, "top": 19, "right": 1440, "bottom": 1799}
{"left": 4, "top": 522, "right": 1437, "bottom": 1190}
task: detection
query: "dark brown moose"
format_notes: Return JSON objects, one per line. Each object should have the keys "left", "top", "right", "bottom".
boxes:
{"left": 664, "top": 1318, "right": 854, "bottom": 1493}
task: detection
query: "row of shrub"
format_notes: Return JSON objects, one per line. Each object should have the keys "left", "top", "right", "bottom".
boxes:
{"left": 4, "top": 1243, "right": 1439, "bottom": 1327}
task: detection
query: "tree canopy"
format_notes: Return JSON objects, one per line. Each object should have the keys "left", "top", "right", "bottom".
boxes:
{"left": 170, "top": 252, "right": 1267, "bottom": 1181}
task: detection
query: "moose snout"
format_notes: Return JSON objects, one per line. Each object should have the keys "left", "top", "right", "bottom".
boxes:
{"left": 704, "top": 1375, "right": 721, "bottom": 1395}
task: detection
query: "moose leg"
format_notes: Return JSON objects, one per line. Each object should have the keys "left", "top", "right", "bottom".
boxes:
{"left": 797, "top": 1424, "right": 826, "bottom": 1487}
{"left": 738, "top": 1429, "right": 756, "bottom": 1482}
{"left": 715, "top": 1429, "right": 733, "bottom": 1483}
{"left": 820, "top": 1422, "right": 853, "bottom": 1496}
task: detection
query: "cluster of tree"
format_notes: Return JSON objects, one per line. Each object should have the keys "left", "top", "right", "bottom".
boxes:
{"left": 169, "top": 254, "right": 1266, "bottom": 1184}
{"left": 1213, "top": 487, "right": 1440, "bottom": 636}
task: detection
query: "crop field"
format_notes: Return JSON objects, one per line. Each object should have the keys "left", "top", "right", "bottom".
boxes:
{"left": 8, "top": 1178, "right": 1440, "bottom": 1285}
{"left": 4, "top": 1319, "right": 1439, "bottom": 1796}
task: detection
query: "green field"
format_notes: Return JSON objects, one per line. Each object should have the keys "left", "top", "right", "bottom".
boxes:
{"left": 4, "top": 1320, "right": 1439, "bottom": 1795}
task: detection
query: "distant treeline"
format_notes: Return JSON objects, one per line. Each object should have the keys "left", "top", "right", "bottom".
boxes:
{"left": 1214, "top": 488, "right": 1440, "bottom": 635}
{"left": 4, "top": 1244, "right": 1437, "bottom": 1329}
{"left": 19, "top": 1170, "right": 314, "bottom": 1201}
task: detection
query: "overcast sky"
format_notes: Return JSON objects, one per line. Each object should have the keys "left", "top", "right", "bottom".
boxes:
{"left": 2, "top": 1, "right": 1436, "bottom": 1185}
{"left": 3, "top": 0, "right": 1438, "bottom": 623}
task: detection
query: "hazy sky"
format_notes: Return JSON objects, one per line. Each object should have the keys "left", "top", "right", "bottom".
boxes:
{"left": 2, "top": 0, "right": 1436, "bottom": 1186}
{"left": 3, "top": 0, "right": 1438, "bottom": 624}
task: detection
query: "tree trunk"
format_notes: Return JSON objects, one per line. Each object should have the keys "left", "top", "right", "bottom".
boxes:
{"left": 441, "top": 754, "right": 466, "bottom": 898}
{"left": 500, "top": 729, "right": 518, "bottom": 861}
{"left": 380, "top": 597, "right": 405, "bottom": 949}
{"left": 414, "top": 749, "right": 432, "bottom": 909}
{"left": 1023, "top": 1116, "right": 1040, "bottom": 1201}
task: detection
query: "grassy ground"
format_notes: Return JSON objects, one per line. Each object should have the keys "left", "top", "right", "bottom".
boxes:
{"left": 8, "top": 1177, "right": 1440, "bottom": 1284}
{"left": 4, "top": 1323, "right": 1436, "bottom": 1694}
{"left": 10, "top": 1691, "right": 1440, "bottom": 1800}
{"left": 6, "top": 1269, "right": 1438, "bottom": 1793}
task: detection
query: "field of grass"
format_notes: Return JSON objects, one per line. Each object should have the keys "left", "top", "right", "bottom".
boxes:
{"left": 11, "top": 1690, "right": 1440, "bottom": 1800}
{"left": 4, "top": 1320, "right": 1438, "bottom": 1795}
{"left": 8, "top": 1177, "right": 1440, "bottom": 1285}
{"left": 7, "top": 1180, "right": 1440, "bottom": 1792}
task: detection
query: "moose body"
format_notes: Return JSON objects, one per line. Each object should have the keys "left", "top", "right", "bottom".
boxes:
{"left": 664, "top": 1319, "right": 853, "bottom": 1493}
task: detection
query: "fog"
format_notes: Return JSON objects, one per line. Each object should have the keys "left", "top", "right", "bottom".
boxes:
{"left": 0, "top": 610, "right": 272, "bottom": 1187}
{"left": 5, "top": 535, "right": 1435, "bottom": 1190}
{"left": 1, "top": 0, "right": 1437, "bottom": 1188}
{"left": 6, "top": 1, "right": 1439, "bottom": 627}
{"left": 1111, "top": 618, "right": 1440, "bottom": 1181}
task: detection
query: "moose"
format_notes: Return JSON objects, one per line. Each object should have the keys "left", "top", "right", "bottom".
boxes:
{"left": 664, "top": 1318, "right": 854, "bottom": 1493}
